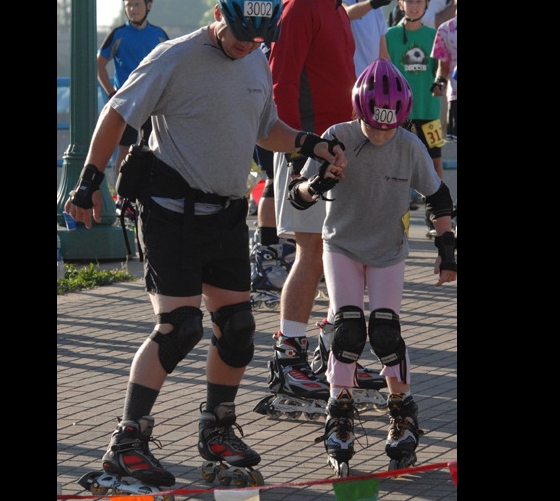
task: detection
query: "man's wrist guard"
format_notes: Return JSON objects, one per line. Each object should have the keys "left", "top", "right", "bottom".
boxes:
{"left": 69, "top": 164, "right": 105, "bottom": 209}
{"left": 288, "top": 177, "right": 316, "bottom": 210}
{"left": 298, "top": 132, "right": 345, "bottom": 161}
{"left": 369, "top": 0, "right": 391, "bottom": 9}
{"left": 430, "top": 76, "right": 448, "bottom": 93}
{"left": 435, "top": 231, "right": 457, "bottom": 272}
{"left": 306, "top": 160, "right": 339, "bottom": 201}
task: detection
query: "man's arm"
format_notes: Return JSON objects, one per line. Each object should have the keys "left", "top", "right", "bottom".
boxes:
{"left": 342, "top": 0, "right": 392, "bottom": 21}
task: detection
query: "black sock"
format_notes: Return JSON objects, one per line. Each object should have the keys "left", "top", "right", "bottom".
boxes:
{"left": 259, "top": 226, "right": 279, "bottom": 246}
{"left": 206, "top": 382, "right": 239, "bottom": 413}
{"left": 122, "top": 382, "right": 160, "bottom": 421}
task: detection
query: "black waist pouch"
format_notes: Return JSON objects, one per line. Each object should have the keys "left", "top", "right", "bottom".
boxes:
{"left": 115, "top": 144, "right": 155, "bottom": 199}
{"left": 116, "top": 145, "right": 189, "bottom": 199}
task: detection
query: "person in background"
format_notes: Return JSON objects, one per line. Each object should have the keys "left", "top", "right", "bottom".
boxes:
{"left": 97, "top": 0, "right": 168, "bottom": 206}
{"left": 430, "top": 0, "right": 456, "bottom": 142}
{"left": 249, "top": 43, "right": 296, "bottom": 311}
{"left": 264, "top": 0, "right": 356, "bottom": 409}
{"left": 342, "top": 0, "right": 392, "bottom": 77}
{"left": 386, "top": 0, "right": 443, "bottom": 235}
{"left": 65, "top": 0, "right": 346, "bottom": 488}
{"left": 288, "top": 58, "right": 456, "bottom": 476}
{"left": 389, "top": 0, "right": 452, "bottom": 28}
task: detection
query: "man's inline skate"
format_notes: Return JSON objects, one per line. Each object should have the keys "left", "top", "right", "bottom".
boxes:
{"left": 249, "top": 239, "right": 295, "bottom": 310}
{"left": 314, "top": 389, "right": 355, "bottom": 477}
{"left": 253, "top": 332, "right": 330, "bottom": 420}
{"left": 311, "top": 319, "right": 389, "bottom": 414}
{"left": 385, "top": 393, "right": 425, "bottom": 470}
{"left": 78, "top": 415, "right": 175, "bottom": 500}
{"left": 198, "top": 402, "right": 265, "bottom": 487}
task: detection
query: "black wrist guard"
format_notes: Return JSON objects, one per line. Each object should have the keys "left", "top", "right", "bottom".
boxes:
{"left": 69, "top": 164, "right": 105, "bottom": 209}
{"left": 298, "top": 132, "right": 345, "bottom": 161}
{"left": 288, "top": 177, "right": 316, "bottom": 210}
{"left": 430, "top": 76, "right": 448, "bottom": 93}
{"left": 306, "top": 160, "right": 339, "bottom": 201}
{"left": 435, "top": 231, "right": 457, "bottom": 272}
{"left": 369, "top": 0, "right": 391, "bottom": 9}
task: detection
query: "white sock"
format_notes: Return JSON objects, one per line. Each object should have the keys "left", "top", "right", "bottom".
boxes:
{"left": 280, "top": 320, "right": 308, "bottom": 337}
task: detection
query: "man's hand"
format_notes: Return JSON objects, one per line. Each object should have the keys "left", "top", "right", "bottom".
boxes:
{"left": 64, "top": 164, "right": 105, "bottom": 229}
{"left": 299, "top": 133, "right": 347, "bottom": 170}
{"left": 369, "top": 0, "right": 391, "bottom": 9}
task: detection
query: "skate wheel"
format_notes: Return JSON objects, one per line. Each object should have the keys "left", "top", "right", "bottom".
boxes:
{"left": 247, "top": 469, "right": 265, "bottom": 487}
{"left": 304, "top": 412, "right": 322, "bottom": 421}
{"left": 285, "top": 411, "right": 302, "bottom": 419}
{"left": 231, "top": 469, "right": 249, "bottom": 488}
{"left": 77, "top": 471, "right": 109, "bottom": 495}
{"left": 217, "top": 463, "right": 232, "bottom": 486}
{"left": 338, "top": 462, "right": 350, "bottom": 477}
{"left": 155, "top": 494, "right": 175, "bottom": 501}
{"left": 355, "top": 402, "right": 369, "bottom": 413}
{"left": 373, "top": 402, "right": 389, "bottom": 414}
{"left": 200, "top": 461, "right": 216, "bottom": 483}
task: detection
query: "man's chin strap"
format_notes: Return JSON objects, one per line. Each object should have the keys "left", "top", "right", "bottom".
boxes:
{"left": 214, "top": 23, "right": 238, "bottom": 61}
{"left": 130, "top": 9, "right": 149, "bottom": 27}
{"left": 216, "top": 37, "right": 237, "bottom": 61}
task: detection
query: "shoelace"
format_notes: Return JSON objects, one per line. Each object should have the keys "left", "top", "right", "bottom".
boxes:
{"left": 216, "top": 424, "right": 248, "bottom": 451}
{"left": 141, "top": 436, "right": 165, "bottom": 466}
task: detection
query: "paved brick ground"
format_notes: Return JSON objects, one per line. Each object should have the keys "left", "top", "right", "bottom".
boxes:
{"left": 57, "top": 203, "right": 457, "bottom": 500}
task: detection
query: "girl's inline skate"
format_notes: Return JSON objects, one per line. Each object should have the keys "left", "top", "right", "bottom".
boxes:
{"left": 385, "top": 393, "right": 424, "bottom": 470}
{"left": 315, "top": 389, "right": 355, "bottom": 477}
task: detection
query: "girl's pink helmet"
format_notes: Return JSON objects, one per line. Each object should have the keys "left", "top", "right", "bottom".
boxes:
{"left": 352, "top": 58, "right": 413, "bottom": 130}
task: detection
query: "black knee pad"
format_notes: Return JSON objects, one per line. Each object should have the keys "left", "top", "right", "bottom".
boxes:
{"left": 210, "top": 301, "right": 255, "bottom": 368}
{"left": 331, "top": 306, "right": 367, "bottom": 364}
{"left": 368, "top": 308, "right": 405, "bottom": 367}
{"left": 149, "top": 306, "right": 204, "bottom": 374}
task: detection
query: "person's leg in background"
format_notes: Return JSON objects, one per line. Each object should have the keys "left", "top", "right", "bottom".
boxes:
{"left": 249, "top": 147, "right": 295, "bottom": 310}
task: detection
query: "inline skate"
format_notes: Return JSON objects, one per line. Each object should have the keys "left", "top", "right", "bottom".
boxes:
{"left": 315, "top": 389, "right": 355, "bottom": 477}
{"left": 198, "top": 402, "right": 264, "bottom": 487}
{"left": 312, "top": 319, "right": 389, "bottom": 413}
{"left": 249, "top": 240, "right": 295, "bottom": 310}
{"left": 385, "top": 393, "right": 425, "bottom": 470}
{"left": 253, "top": 332, "right": 330, "bottom": 421}
{"left": 78, "top": 415, "right": 175, "bottom": 500}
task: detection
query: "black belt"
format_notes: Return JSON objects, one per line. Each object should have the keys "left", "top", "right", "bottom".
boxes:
{"left": 193, "top": 191, "right": 230, "bottom": 206}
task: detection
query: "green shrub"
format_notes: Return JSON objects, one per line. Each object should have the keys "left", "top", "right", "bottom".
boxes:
{"left": 57, "top": 262, "right": 136, "bottom": 295}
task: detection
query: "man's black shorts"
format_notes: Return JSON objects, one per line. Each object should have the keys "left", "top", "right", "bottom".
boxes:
{"left": 137, "top": 197, "right": 250, "bottom": 297}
